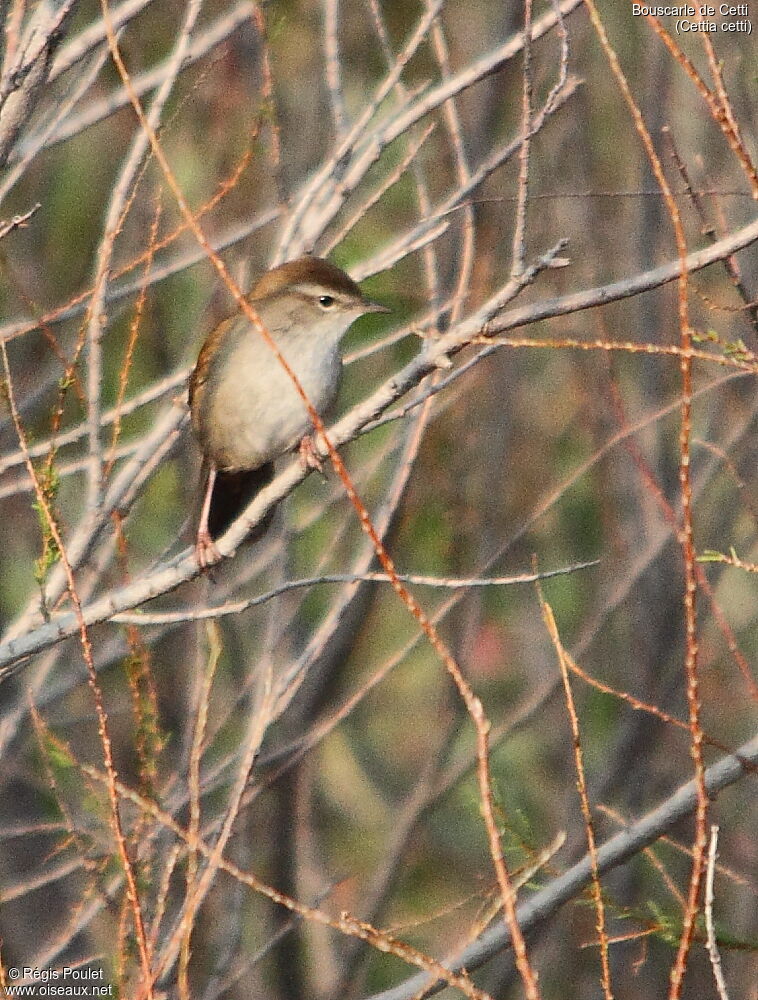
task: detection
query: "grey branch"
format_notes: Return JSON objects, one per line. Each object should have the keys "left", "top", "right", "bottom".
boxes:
{"left": 363, "top": 731, "right": 758, "bottom": 1000}
{"left": 1, "top": 218, "right": 757, "bottom": 676}
{"left": 0, "top": 0, "right": 77, "bottom": 165}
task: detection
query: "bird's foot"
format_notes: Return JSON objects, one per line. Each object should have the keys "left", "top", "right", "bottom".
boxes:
{"left": 195, "top": 529, "right": 221, "bottom": 571}
{"left": 298, "top": 434, "right": 326, "bottom": 476}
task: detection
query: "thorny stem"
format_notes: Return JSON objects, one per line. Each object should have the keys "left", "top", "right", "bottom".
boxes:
{"left": 99, "top": 0, "right": 542, "bottom": 990}
{"left": 584, "top": 5, "right": 708, "bottom": 994}
{"left": 0, "top": 340, "right": 155, "bottom": 996}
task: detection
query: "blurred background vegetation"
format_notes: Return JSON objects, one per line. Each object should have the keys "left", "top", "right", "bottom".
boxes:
{"left": 0, "top": 0, "right": 755, "bottom": 997}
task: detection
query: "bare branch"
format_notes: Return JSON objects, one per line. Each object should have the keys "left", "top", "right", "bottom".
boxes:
{"left": 363, "top": 732, "right": 758, "bottom": 1000}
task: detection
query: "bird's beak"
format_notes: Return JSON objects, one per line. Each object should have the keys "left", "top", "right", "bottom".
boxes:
{"left": 362, "top": 298, "right": 391, "bottom": 314}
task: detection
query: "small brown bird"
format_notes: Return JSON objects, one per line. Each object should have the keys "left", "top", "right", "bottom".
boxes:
{"left": 189, "top": 256, "right": 388, "bottom": 567}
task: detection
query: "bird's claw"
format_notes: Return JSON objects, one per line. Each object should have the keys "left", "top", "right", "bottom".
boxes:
{"left": 195, "top": 529, "right": 221, "bottom": 571}
{"left": 298, "top": 434, "right": 326, "bottom": 477}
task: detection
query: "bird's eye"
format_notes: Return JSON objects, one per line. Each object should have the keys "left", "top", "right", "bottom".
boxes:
{"left": 318, "top": 295, "right": 336, "bottom": 308}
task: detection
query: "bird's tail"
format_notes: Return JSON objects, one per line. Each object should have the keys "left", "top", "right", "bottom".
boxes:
{"left": 204, "top": 462, "right": 276, "bottom": 541}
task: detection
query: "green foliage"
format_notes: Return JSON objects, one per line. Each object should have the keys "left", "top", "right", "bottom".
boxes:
{"left": 32, "top": 461, "right": 61, "bottom": 584}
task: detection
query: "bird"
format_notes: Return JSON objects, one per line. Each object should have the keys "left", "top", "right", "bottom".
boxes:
{"left": 189, "top": 255, "right": 388, "bottom": 567}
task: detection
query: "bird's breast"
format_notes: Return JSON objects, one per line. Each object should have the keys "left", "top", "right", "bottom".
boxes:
{"left": 197, "top": 329, "right": 341, "bottom": 472}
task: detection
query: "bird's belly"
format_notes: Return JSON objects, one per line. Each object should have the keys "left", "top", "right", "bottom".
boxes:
{"left": 204, "top": 339, "right": 340, "bottom": 471}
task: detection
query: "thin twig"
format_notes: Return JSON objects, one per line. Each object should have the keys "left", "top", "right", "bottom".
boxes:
{"left": 98, "top": 8, "right": 543, "bottom": 991}
{"left": 111, "top": 561, "right": 600, "bottom": 625}
{"left": 0, "top": 200, "right": 38, "bottom": 238}
{"left": 537, "top": 583, "right": 613, "bottom": 1000}
{"left": 178, "top": 620, "right": 222, "bottom": 1000}
{"left": 362, "top": 732, "right": 758, "bottom": 1000}
{"left": 0, "top": 339, "right": 154, "bottom": 995}
{"left": 662, "top": 125, "right": 758, "bottom": 338}
{"left": 322, "top": 0, "right": 346, "bottom": 137}
{"left": 704, "top": 825, "right": 731, "bottom": 1000}
{"left": 644, "top": 15, "right": 758, "bottom": 198}
{"left": 581, "top": 9, "right": 708, "bottom": 993}
{"left": 510, "top": 0, "right": 533, "bottom": 278}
